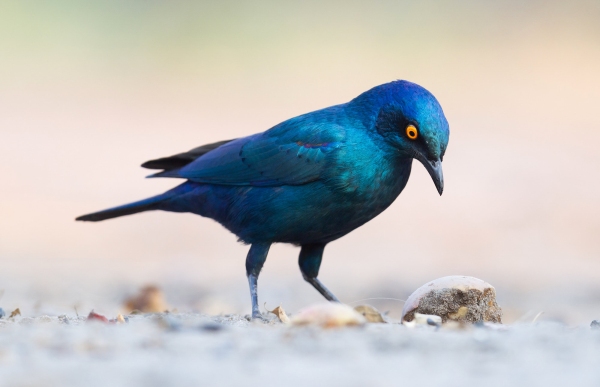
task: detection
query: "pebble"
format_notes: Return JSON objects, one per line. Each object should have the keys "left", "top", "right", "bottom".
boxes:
{"left": 402, "top": 275, "right": 503, "bottom": 324}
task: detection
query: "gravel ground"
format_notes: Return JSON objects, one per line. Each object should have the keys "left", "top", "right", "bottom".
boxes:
{"left": 1, "top": 313, "right": 599, "bottom": 387}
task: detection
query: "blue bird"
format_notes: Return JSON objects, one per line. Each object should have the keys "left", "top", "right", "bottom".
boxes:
{"left": 77, "top": 80, "right": 450, "bottom": 318}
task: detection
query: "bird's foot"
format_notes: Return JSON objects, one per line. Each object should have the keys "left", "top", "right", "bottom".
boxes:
{"left": 245, "top": 312, "right": 269, "bottom": 323}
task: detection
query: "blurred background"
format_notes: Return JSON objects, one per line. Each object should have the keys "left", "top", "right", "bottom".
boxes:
{"left": 1, "top": 0, "right": 599, "bottom": 324}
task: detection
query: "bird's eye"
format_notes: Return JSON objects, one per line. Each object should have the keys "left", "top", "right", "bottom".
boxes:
{"left": 406, "top": 125, "right": 418, "bottom": 140}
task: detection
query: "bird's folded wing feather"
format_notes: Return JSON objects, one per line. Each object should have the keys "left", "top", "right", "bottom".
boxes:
{"left": 141, "top": 139, "right": 235, "bottom": 170}
{"left": 159, "top": 121, "right": 345, "bottom": 186}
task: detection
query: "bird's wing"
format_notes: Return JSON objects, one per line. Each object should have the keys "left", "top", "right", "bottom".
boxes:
{"left": 152, "top": 120, "right": 345, "bottom": 186}
{"left": 141, "top": 139, "right": 236, "bottom": 171}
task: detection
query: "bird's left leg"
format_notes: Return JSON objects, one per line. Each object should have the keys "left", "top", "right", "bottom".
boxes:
{"left": 299, "top": 243, "right": 340, "bottom": 302}
{"left": 246, "top": 243, "right": 271, "bottom": 319}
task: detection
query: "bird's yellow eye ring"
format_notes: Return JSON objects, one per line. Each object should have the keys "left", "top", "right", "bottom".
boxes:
{"left": 406, "top": 124, "right": 418, "bottom": 140}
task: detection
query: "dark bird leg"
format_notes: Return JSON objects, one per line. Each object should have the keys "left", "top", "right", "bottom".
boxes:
{"left": 299, "top": 243, "right": 340, "bottom": 302}
{"left": 246, "top": 243, "right": 271, "bottom": 319}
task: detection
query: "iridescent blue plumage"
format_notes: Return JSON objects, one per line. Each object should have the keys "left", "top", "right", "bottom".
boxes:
{"left": 77, "top": 80, "right": 450, "bottom": 318}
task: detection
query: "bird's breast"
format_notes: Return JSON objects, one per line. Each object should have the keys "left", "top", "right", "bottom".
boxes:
{"left": 323, "top": 151, "right": 412, "bottom": 225}
{"left": 329, "top": 144, "right": 411, "bottom": 197}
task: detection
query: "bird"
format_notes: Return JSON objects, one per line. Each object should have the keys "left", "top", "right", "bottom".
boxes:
{"left": 77, "top": 80, "right": 450, "bottom": 319}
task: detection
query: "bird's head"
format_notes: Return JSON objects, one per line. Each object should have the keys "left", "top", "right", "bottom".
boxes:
{"left": 353, "top": 80, "right": 450, "bottom": 195}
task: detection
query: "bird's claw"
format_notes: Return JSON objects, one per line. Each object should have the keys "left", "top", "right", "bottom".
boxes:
{"left": 245, "top": 312, "right": 269, "bottom": 323}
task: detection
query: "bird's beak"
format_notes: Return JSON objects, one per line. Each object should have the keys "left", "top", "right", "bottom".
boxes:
{"left": 416, "top": 155, "right": 444, "bottom": 195}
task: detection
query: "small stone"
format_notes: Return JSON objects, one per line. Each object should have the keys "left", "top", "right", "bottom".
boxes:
{"left": 199, "top": 322, "right": 224, "bottom": 332}
{"left": 124, "top": 285, "right": 169, "bottom": 313}
{"left": 591, "top": 320, "right": 600, "bottom": 330}
{"left": 291, "top": 303, "right": 366, "bottom": 328}
{"left": 416, "top": 313, "right": 442, "bottom": 327}
{"left": 403, "top": 313, "right": 443, "bottom": 329}
{"left": 354, "top": 305, "right": 386, "bottom": 323}
{"left": 402, "top": 276, "right": 502, "bottom": 324}
{"left": 0, "top": 308, "right": 5, "bottom": 319}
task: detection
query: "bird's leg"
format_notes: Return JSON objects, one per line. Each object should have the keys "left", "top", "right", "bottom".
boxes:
{"left": 299, "top": 243, "right": 340, "bottom": 302}
{"left": 246, "top": 243, "right": 271, "bottom": 319}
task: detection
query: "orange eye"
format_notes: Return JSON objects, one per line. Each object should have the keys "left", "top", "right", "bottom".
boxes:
{"left": 406, "top": 124, "right": 418, "bottom": 140}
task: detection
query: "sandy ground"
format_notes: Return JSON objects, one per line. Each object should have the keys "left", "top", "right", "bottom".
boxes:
{"left": 1, "top": 311, "right": 600, "bottom": 387}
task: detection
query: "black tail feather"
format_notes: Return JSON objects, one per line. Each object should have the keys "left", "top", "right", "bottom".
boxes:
{"left": 76, "top": 195, "right": 166, "bottom": 222}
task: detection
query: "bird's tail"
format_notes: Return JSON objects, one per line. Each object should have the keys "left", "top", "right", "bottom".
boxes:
{"left": 76, "top": 194, "right": 168, "bottom": 222}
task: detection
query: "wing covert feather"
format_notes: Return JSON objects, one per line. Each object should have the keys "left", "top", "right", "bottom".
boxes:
{"left": 176, "top": 122, "right": 345, "bottom": 186}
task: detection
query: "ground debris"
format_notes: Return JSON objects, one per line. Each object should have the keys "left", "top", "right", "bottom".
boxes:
{"left": 199, "top": 321, "right": 225, "bottom": 332}
{"left": 291, "top": 303, "right": 366, "bottom": 328}
{"left": 87, "top": 310, "right": 109, "bottom": 323}
{"left": 9, "top": 308, "right": 21, "bottom": 318}
{"left": 113, "top": 314, "right": 128, "bottom": 324}
{"left": 402, "top": 276, "right": 502, "bottom": 324}
{"left": 354, "top": 305, "right": 386, "bottom": 323}
{"left": 267, "top": 304, "right": 290, "bottom": 323}
{"left": 124, "top": 285, "right": 169, "bottom": 313}
{"left": 403, "top": 313, "right": 442, "bottom": 328}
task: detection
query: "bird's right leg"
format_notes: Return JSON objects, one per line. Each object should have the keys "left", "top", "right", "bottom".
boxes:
{"left": 246, "top": 243, "right": 271, "bottom": 319}
{"left": 299, "top": 243, "right": 340, "bottom": 302}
